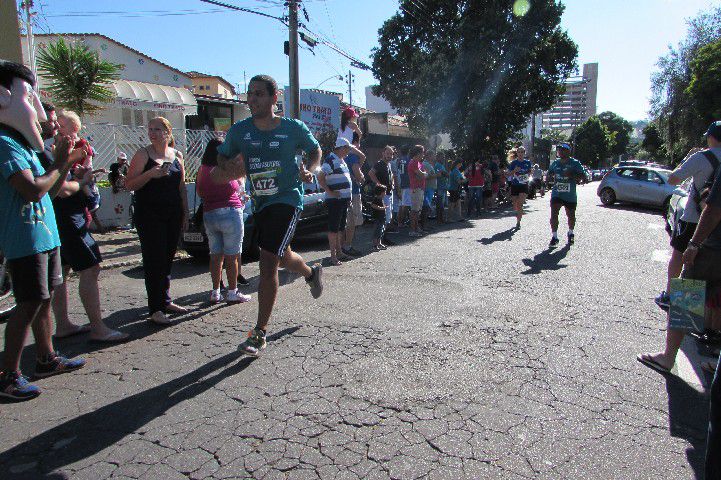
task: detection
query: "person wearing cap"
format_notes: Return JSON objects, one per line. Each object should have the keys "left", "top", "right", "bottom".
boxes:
{"left": 337, "top": 107, "right": 361, "bottom": 146}
{"left": 108, "top": 152, "right": 129, "bottom": 193}
{"left": 317, "top": 137, "right": 361, "bottom": 265}
{"left": 638, "top": 120, "right": 721, "bottom": 375}
{"left": 546, "top": 143, "right": 585, "bottom": 247}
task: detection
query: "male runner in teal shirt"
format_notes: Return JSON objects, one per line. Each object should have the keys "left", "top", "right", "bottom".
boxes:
{"left": 213, "top": 75, "right": 323, "bottom": 356}
{"left": 547, "top": 143, "right": 585, "bottom": 247}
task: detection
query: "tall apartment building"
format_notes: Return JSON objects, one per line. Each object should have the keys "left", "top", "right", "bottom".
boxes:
{"left": 540, "top": 62, "right": 598, "bottom": 131}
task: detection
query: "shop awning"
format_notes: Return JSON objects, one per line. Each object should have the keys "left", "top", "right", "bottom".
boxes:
{"left": 111, "top": 79, "right": 197, "bottom": 115}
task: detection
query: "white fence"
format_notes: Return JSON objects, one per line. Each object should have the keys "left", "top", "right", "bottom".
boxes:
{"left": 82, "top": 124, "right": 226, "bottom": 180}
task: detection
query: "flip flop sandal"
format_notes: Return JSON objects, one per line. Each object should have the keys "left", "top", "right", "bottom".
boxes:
{"left": 329, "top": 259, "right": 343, "bottom": 266}
{"left": 637, "top": 354, "right": 672, "bottom": 374}
{"left": 54, "top": 324, "right": 91, "bottom": 339}
{"left": 89, "top": 330, "right": 130, "bottom": 344}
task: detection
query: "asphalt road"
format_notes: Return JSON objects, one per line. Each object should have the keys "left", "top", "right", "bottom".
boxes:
{"left": 0, "top": 184, "right": 715, "bottom": 479}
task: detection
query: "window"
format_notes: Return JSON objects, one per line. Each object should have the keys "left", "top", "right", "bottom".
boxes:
{"left": 121, "top": 108, "right": 132, "bottom": 126}
{"left": 616, "top": 168, "right": 639, "bottom": 180}
{"left": 133, "top": 109, "right": 143, "bottom": 127}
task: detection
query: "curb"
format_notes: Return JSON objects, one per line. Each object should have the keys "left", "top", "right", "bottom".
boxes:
{"left": 100, "top": 252, "right": 191, "bottom": 271}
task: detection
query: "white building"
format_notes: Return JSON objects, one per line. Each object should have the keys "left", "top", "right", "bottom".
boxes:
{"left": 365, "top": 86, "right": 399, "bottom": 115}
{"left": 540, "top": 63, "right": 598, "bottom": 131}
{"left": 23, "top": 33, "right": 198, "bottom": 129}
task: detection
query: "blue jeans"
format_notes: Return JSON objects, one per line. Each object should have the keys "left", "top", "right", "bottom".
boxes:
{"left": 203, "top": 207, "right": 244, "bottom": 255}
{"left": 424, "top": 188, "right": 435, "bottom": 208}
{"left": 467, "top": 186, "right": 483, "bottom": 216}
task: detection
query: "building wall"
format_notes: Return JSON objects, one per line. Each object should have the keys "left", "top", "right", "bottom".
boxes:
{"left": 365, "top": 86, "right": 399, "bottom": 115}
{"left": 191, "top": 78, "right": 235, "bottom": 99}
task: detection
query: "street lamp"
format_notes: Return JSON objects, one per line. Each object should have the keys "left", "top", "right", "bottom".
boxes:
{"left": 316, "top": 75, "right": 343, "bottom": 89}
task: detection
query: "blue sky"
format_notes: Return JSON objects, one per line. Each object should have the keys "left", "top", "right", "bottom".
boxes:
{"left": 31, "top": 0, "right": 721, "bottom": 121}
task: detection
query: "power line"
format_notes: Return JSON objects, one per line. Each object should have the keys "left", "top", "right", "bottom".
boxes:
{"left": 198, "top": 0, "right": 285, "bottom": 23}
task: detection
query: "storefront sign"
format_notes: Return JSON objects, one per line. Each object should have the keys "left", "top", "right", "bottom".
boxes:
{"left": 284, "top": 88, "right": 340, "bottom": 134}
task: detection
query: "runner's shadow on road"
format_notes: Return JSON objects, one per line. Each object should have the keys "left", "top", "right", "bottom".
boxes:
{"left": 665, "top": 374, "right": 709, "bottom": 479}
{"left": 477, "top": 227, "right": 517, "bottom": 245}
{"left": 0, "top": 327, "right": 299, "bottom": 477}
{"left": 520, "top": 245, "right": 571, "bottom": 275}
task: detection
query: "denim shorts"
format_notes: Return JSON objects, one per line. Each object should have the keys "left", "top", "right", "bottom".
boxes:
{"left": 203, "top": 207, "right": 244, "bottom": 255}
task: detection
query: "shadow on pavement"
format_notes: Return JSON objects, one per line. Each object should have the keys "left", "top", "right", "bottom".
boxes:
{"left": 520, "top": 244, "right": 571, "bottom": 275}
{"left": 0, "top": 328, "right": 299, "bottom": 477}
{"left": 665, "top": 374, "right": 709, "bottom": 479}
{"left": 478, "top": 227, "right": 517, "bottom": 245}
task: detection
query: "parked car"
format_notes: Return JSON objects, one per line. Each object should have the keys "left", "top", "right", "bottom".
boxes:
{"left": 591, "top": 170, "right": 603, "bottom": 181}
{"left": 179, "top": 177, "right": 329, "bottom": 259}
{"left": 666, "top": 178, "right": 691, "bottom": 234}
{"left": 596, "top": 166, "right": 675, "bottom": 210}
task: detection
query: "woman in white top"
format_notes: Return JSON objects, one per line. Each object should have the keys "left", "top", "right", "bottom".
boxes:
{"left": 337, "top": 107, "right": 362, "bottom": 145}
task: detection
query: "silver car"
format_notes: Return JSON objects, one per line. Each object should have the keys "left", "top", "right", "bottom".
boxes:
{"left": 597, "top": 166, "right": 676, "bottom": 210}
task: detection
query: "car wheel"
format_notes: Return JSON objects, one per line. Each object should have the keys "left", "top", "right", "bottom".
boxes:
{"left": 599, "top": 188, "right": 616, "bottom": 206}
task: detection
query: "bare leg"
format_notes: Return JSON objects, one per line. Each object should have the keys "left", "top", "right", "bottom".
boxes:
{"left": 566, "top": 205, "right": 576, "bottom": 230}
{"left": 2, "top": 301, "right": 42, "bottom": 372}
{"left": 665, "top": 249, "right": 683, "bottom": 293}
{"left": 550, "top": 204, "right": 561, "bottom": 233}
{"left": 256, "top": 249, "right": 280, "bottom": 331}
{"left": 344, "top": 221, "right": 356, "bottom": 249}
{"left": 225, "top": 254, "right": 238, "bottom": 291}
{"left": 77, "top": 265, "right": 117, "bottom": 338}
{"left": 279, "top": 247, "right": 313, "bottom": 278}
{"left": 30, "top": 300, "right": 55, "bottom": 358}
{"left": 327, "top": 232, "right": 338, "bottom": 261}
{"left": 51, "top": 266, "right": 84, "bottom": 336}
{"left": 642, "top": 314, "right": 684, "bottom": 370}
{"left": 209, "top": 254, "right": 223, "bottom": 290}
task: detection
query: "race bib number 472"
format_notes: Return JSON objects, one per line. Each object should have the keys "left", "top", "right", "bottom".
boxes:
{"left": 250, "top": 170, "right": 279, "bottom": 196}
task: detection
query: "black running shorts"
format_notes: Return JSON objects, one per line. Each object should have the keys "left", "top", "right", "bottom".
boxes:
{"left": 253, "top": 203, "right": 300, "bottom": 258}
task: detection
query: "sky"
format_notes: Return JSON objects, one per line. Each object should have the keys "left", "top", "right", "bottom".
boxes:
{"left": 28, "top": 0, "right": 721, "bottom": 122}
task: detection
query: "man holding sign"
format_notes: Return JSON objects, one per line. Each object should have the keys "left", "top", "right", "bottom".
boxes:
{"left": 546, "top": 143, "right": 585, "bottom": 248}
{"left": 212, "top": 75, "right": 324, "bottom": 357}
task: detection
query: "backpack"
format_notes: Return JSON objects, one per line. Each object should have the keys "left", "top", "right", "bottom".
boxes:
{"left": 694, "top": 150, "right": 720, "bottom": 214}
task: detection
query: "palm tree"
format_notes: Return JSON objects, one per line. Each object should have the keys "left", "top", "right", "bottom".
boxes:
{"left": 36, "top": 37, "right": 121, "bottom": 116}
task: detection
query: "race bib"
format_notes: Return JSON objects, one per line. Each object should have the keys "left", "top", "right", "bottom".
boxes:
{"left": 516, "top": 174, "right": 530, "bottom": 183}
{"left": 249, "top": 170, "right": 279, "bottom": 196}
{"left": 556, "top": 182, "right": 570, "bottom": 193}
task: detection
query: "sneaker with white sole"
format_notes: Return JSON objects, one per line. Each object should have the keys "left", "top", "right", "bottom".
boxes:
{"left": 306, "top": 263, "right": 323, "bottom": 299}
{"left": 238, "top": 328, "right": 267, "bottom": 356}
{"left": 34, "top": 352, "right": 86, "bottom": 379}
{"left": 226, "top": 289, "right": 251, "bottom": 304}
{"left": 210, "top": 290, "right": 224, "bottom": 304}
{"left": 0, "top": 371, "right": 41, "bottom": 401}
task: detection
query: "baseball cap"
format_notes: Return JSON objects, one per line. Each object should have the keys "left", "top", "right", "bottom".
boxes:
{"left": 704, "top": 121, "right": 721, "bottom": 140}
{"left": 117, "top": 152, "right": 127, "bottom": 160}
{"left": 557, "top": 143, "right": 572, "bottom": 151}
{"left": 344, "top": 107, "right": 359, "bottom": 118}
{"left": 334, "top": 137, "right": 351, "bottom": 149}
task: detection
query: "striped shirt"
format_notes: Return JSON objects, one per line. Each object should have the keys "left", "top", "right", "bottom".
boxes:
{"left": 321, "top": 153, "right": 352, "bottom": 199}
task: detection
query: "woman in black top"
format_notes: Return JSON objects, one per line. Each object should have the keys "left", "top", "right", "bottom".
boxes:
{"left": 126, "top": 117, "right": 189, "bottom": 324}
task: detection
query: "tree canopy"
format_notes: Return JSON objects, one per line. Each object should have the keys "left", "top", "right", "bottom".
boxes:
{"left": 37, "top": 37, "right": 120, "bottom": 116}
{"left": 371, "top": 0, "right": 577, "bottom": 154}
{"left": 597, "top": 111, "right": 632, "bottom": 157}
{"left": 573, "top": 116, "right": 615, "bottom": 168}
{"left": 687, "top": 37, "right": 721, "bottom": 123}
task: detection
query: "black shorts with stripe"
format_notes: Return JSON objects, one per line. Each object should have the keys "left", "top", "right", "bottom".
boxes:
{"left": 253, "top": 203, "right": 300, "bottom": 258}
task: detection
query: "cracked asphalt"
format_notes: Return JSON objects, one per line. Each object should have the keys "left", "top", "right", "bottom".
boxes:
{"left": 0, "top": 184, "right": 714, "bottom": 479}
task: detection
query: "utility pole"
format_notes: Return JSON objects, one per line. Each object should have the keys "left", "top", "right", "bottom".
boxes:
{"left": 345, "top": 70, "right": 354, "bottom": 107}
{"left": 22, "top": 1, "right": 36, "bottom": 77}
{"left": 0, "top": 0, "right": 23, "bottom": 62}
{"left": 288, "top": 0, "right": 300, "bottom": 120}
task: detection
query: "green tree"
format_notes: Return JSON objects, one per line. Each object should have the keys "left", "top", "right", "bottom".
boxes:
{"left": 371, "top": 0, "right": 577, "bottom": 153}
{"left": 573, "top": 116, "right": 615, "bottom": 168}
{"left": 650, "top": 6, "right": 721, "bottom": 164}
{"left": 36, "top": 37, "right": 120, "bottom": 116}
{"left": 641, "top": 123, "right": 664, "bottom": 160}
{"left": 540, "top": 128, "right": 569, "bottom": 144}
{"left": 597, "top": 111, "right": 633, "bottom": 157}
{"left": 687, "top": 37, "right": 721, "bottom": 122}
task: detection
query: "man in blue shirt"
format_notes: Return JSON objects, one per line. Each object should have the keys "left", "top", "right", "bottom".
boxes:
{"left": 507, "top": 146, "right": 532, "bottom": 229}
{"left": 213, "top": 74, "right": 323, "bottom": 356}
{"left": 0, "top": 61, "right": 86, "bottom": 401}
{"left": 546, "top": 143, "right": 585, "bottom": 247}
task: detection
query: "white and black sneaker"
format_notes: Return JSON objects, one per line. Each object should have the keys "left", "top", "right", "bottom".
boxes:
{"left": 549, "top": 237, "right": 560, "bottom": 248}
{"left": 306, "top": 263, "right": 323, "bottom": 299}
{"left": 567, "top": 233, "right": 575, "bottom": 245}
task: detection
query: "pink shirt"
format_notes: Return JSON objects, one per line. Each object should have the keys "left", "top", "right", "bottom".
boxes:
{"left": 408, "top": 158, "right": 426, "bottom": 190}
{"left": 196, "top": 165, "right": 244, "bottom": 212}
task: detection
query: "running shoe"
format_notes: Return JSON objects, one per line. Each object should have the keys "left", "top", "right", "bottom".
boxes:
{"left": 549, "top": 237, "right": 560, "bottom": 248}
{"left": 0, "top": 371, "right": 41, "bottom": 401}
{"left": 306, "top": 263, "right": 323, "bottom": 299}
{"left": 210, "top": 290, "right": 224, "bottom": 304}
{"left": 654, "top": 291, "right": 670, "bottom": 311}
{"left": 568, "top": 233, "right": 575, "bottom": 245}
{"left": 34, "top": 352, "right": 86, "bottom": 379}
{"left": 238, "top": 328, "right": 267, "bottom": 356}
{"left": 226, "top": 290, "right": 251, "bottom": 304}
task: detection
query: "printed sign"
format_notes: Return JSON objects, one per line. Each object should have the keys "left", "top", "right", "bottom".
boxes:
{"left": 284, "top": 88, "right": 341, "bottom": 134}
{"left": 669, "top": 278, "right": 706, "bottom": 333}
